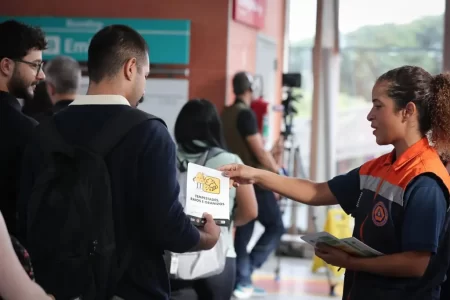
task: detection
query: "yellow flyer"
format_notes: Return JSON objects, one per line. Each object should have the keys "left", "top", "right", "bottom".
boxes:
{"left": 186, "top": 162, "right": 230, "bottom": 227}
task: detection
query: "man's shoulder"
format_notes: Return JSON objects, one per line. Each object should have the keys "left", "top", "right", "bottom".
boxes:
{"left": 5, "top": 108, "right": 38, "bottom": 138}
{"left": 237, "top": 106, "right": 256, "bottom": 118}
{"left": 126, "top": 111, "right": 167, "bottom": 135}
{"left": 115, "top": 111, "right": 170, "bottom": 151}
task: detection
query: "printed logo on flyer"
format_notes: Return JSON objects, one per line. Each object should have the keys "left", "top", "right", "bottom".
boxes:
{"left": 193, "top": 172, "right": 220, "bottom": 194}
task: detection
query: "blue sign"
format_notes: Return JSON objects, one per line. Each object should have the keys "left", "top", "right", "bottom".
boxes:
{"left": 0, "top": 16, "right": 191, "bottom": 65}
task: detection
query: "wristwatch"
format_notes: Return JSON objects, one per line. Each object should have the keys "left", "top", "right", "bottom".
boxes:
{"left": 278, "top": 168, "right": 287, "bottom": 176}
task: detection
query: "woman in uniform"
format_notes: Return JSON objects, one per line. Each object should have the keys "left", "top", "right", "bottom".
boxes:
{"left": 220, "top": 66, "right": 450, "bottom": 300}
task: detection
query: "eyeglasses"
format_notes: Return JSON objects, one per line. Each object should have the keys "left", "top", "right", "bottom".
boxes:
{"left": 13, "top": 59, "right": 44, "bottom": 74}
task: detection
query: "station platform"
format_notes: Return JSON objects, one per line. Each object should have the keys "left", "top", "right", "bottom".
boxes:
{"left": 243, "top": 256, "right": 343, "bottom": 300}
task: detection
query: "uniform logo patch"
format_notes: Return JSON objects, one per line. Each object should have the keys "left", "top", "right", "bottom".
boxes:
{"left": 372, "top": 201, "right": 388, "bottom": 227}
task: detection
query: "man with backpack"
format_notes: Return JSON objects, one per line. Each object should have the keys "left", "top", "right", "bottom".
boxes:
{"left": 17, "top": 24, "right": 221, "bottom": 300}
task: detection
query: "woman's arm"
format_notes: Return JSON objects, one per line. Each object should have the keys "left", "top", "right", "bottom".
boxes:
{"left": 317, "top": 242, "right": 431, "bottom": 277}
{"left": 234, "top": 184, "right": 258, "bottom": 227}
{"left": 348, "top": 251, "right": 430, "bottom": 277}
{"left": 221, "top": 164, "right": 338, "bottom": 206}
{"left": 317, "top": 175, "right": 447, "bottom": 278}
{"left": 0, "top": 213, "right": 53, "bottom": 300}
{"left": 254, "top": 169, "right": 337, "bottom": 206}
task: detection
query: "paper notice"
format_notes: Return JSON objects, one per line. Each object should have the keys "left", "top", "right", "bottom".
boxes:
{"left": 185, "top": 163, "right": 230, "bottom": 227}
{"left": 340, "top": 237, "right": 384, "bottom": 257}
{"left": 301, "top": 232, "right": 383, "bottom": 257}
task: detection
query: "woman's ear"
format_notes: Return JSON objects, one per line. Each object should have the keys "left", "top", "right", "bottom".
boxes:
{"left": 403, "top": 102, "right": 417, "bottom": 121}
{"left": 405, "top": 102, "right": 416, "bottom": 116}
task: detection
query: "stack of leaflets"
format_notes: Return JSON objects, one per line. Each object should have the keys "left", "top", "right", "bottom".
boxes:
{"left": 301, "top": 232, "right": 384, "bottom": 257}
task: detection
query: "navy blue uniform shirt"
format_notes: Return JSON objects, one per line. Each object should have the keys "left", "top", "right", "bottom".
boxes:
{"left": 329, "top": 166, "right": 447, "bottom": 299}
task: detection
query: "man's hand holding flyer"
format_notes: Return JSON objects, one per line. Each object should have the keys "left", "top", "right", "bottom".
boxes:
{"left": 185, "top": 162, "right": 230, "bottom": 227}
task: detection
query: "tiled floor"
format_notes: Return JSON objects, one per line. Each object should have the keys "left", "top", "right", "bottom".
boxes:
{"left": 241, "top": 256, "right": 344, "bottom": 300}
{"left": 236, "top": 222, "right": 343, "bottom": 300}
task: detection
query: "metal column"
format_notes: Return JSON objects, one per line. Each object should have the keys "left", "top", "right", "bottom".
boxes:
{"left": 443, "top": 0, "right": 450, "bottom": 71}
{"left": 307, "top": 0, "right": 340, "bottom": 233}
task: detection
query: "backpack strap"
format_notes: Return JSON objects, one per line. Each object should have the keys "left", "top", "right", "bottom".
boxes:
{"left": 89, "top": 109, "right": 165, "bottom": 156}
{"left": 195, "top": 150, "right": 211, "bottom": 166}
{"left": 87, "top": 109, "right": 164, "bottom": 294}
{"left": 36, "top": 119, "right": 75, "bottom": 156}
{"left": 205, "top": 147, "right": 226, "bottom": 162}
{"left": 195, "top": 147, "right": 226, "bottom": 166}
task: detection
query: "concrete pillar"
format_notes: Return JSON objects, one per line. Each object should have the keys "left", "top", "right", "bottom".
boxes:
{"left": 307, "top": 0, "right": 340, "bottom": 233}
{"left": 443, "top": 0, "right": 450, "bottom": 71}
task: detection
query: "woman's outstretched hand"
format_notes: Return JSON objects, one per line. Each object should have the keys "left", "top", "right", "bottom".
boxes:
{"left": 219, "top": 164, "right": 258, "bottom": 187}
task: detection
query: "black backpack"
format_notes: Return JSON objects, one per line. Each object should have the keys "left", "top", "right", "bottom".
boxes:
{"left": 25, "top": 109, "right": 162, "bottom": 300}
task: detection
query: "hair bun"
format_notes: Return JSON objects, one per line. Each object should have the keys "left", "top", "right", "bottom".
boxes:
{"left": 428, "top": 73, "right": 450, "bottom": 160}
{"left": 431, "top": 74, "right": 448, "bottom": 95}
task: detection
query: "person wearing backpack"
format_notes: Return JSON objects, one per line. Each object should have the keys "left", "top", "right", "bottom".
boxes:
{"left": 17, "top": 25, "right": 221, "bottom": 300}
{"left": 169, "top": 99, "right": 258, "bottom": 300}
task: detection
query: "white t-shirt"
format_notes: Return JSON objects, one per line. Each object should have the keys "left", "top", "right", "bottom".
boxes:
{"left": 177, "top": 145, "right": 243, "bottom": 258}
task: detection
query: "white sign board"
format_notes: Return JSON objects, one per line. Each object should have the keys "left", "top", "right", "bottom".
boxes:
{"left": 185, "top": 163, "right": 230, "bottom": 227}
{"left": 139, "top": 78, "right": 189, "bottom": 137}
{"left": 79, "top": 76, "right": 89, "bottom": 95}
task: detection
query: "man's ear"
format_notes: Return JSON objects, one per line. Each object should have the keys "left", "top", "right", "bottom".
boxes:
{"left": 123, "top": 57, "right": 137, "bottom": 81}
{"left": 0, "top": 58, "right": 14, "bottom": 76}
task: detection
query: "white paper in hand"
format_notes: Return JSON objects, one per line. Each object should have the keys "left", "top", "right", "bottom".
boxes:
{"left": 185, "top": 162, "right": 230, "bottom": 227}
{"left": 301, "top": 232, "right": 384, "bottom": 257}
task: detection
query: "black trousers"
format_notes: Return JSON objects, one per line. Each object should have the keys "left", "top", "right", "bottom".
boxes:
{"left": 170, "top": 257, "right": 236, "bottom": 300}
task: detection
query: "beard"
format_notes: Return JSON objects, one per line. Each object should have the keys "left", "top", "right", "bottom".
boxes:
{"left": 7, "top": 70, "right": 38, "bottom": 101}
{"left": 135, "top": 95, "right": 145, "bottom": 108}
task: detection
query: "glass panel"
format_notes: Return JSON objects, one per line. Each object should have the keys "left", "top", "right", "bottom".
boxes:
{"left": 338, "top": 0, "right": 444, "bottom": 173}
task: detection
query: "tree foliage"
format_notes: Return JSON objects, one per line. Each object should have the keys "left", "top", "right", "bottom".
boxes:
{"left": 288, "top": 14, "right": 444, "bottom": 111}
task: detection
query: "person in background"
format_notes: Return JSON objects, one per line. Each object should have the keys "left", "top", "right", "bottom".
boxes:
{"left": 0, "top": 212, "right": 54, "bottom": 300}
{"left": 170, "top": 99, "right": 258, "bottom": 300}
{"left": 43, "top": 55, "right": 80, "bottom": 113}
{"left": 18, "top": 24, "right": 220, "bottom": 300}
{"left": 221, "top": 71, "right": 285, "bottom": 298}
{"left": 23, "top": 56, "right": 81, "bottom": 122}
{"left": 0, "top": 20, "right": 46, "bottom": 234}
{"left": 221, "top": 66, "right": 450, "bottom": 300}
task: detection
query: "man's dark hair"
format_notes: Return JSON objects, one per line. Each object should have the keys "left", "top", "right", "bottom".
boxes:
{"left": 88, "top": 24, "right": 149, "bottom": 83}
{"left": 0, "top": 20, "right": 47, "bottom": 60}
{"left": 233, "top": 71, "right": 253, "bottom": 95}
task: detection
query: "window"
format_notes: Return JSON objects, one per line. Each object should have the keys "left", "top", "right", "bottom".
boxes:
{"left": 338, "top": 0, "right": 444, "bottom": 173}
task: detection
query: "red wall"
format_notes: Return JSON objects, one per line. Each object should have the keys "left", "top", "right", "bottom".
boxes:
{"left": 3, "top": 0, "right": 286, "bottom": 120}
{"left": 227, "top": 0, "right": 286, "bottom": 136}
{"left": 2, "top": 0, "right": 230, "bottom": 110}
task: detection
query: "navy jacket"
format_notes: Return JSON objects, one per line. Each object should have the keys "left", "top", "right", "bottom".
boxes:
{"left": 18, "top": 95, "right": 200, "bottom": 300}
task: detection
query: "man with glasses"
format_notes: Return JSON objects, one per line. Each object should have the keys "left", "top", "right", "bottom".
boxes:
{"left": 0, "top": 20, "right": 47, "bottom": 233}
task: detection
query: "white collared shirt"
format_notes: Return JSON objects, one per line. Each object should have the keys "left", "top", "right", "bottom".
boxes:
{"left": 69, "top": 95, "right": 131, "bottom": 106}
